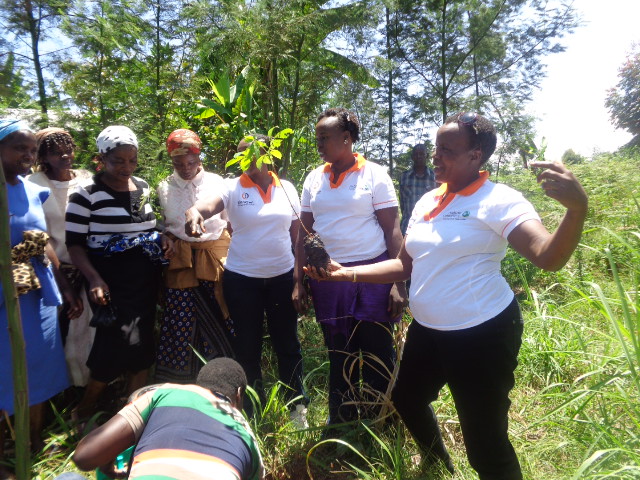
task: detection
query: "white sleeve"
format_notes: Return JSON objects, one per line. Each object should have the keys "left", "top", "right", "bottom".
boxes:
{"left": 217, "top": 178, "right": 234, "bottom": 208}
{"left": 371, "top": 165, "right": 399, "bottom": 211}
{"left": 484, "top": 187, "right": 541, "bottom": 238}
{"left": 300, "top": 170, "right": 315, "bottom": 212}
{"left": 283, "top": 181, "right": 301, "bottom": 219}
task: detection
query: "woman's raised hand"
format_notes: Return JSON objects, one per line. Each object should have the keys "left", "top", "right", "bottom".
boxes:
{"left": 184, "top": 206, "right": 206, "bottom": 238}
{"left": 530, "top": 161, "right": 588, "bottom": 213}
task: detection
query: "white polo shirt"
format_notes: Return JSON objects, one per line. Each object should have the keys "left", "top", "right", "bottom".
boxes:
{"left": 301, "top": 154, "right": 398, "bottom": 263}
{"left": 405, "top": 172, "right": 540, "bottom": 331}
{"left": 218, "top": 172, "right": 300, "bottom": 278}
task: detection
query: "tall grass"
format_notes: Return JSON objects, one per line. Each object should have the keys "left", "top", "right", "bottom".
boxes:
{"left": 24, "top": 153, "right": 640, "bottom": 479}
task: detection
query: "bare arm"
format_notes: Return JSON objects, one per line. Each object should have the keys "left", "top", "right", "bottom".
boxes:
{"left": 184, "top": 195, "right": 225, "bottom": 238}
{"left": 374, "top": 206, "right": 408, "bottom": 317}
{"left": 292, "top": 211, "right": 314, "bottom": 314}
{"left": 307, "top": 239, "right": 413, "bottom": 284}
{"left": 46, "top": 242, "right": 83, "bottom": 319}
{"left": 508, "top": 161, "right": 588, "bottom": 271}
{"left": 73, "top": 414, "right": 136, "bottom": 471}
{"left": 67, "top": 244, "right": 109, "bottom": 305}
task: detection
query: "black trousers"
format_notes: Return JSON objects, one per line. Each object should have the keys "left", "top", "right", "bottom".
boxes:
{"left": 391, "top": 298, "right": 523, "bottom": 480}
{"left": 223, "top": 269, "right": 305, "bottom": 415}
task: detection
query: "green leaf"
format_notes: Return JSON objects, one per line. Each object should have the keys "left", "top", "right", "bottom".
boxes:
{"left": 194, "top": 108, "right": 216, "bottom": 119}
{"left": 271, "top": 150, "right": 282, "bottom": 159}
{"left": 275, "top": 128, "right": 294, "bottom": 139}
{"left": 315, "top": 48, "right": 380, "bottom": 88}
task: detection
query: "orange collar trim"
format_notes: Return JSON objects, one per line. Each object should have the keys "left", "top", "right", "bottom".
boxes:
{"left": 239, "top": 171, "right": 281, "bottom": 204}
{"left": 424, "top": 171, "right": 489, "bottom": 221}
{"left": 322, "top": 153, "right": 366, "bottom": 188}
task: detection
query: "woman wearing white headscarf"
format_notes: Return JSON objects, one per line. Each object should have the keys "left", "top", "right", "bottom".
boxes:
{"left": 66, "top": 126, "right": 172, "bottom": 420}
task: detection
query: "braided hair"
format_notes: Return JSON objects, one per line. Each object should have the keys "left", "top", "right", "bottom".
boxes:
{"left": 36, "top": 131, "right": 76, "bottom": 173}
{"left": 317, "top": 107, "right": 361, "bottom": 143}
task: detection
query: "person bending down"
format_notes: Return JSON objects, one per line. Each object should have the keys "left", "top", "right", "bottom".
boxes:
{"left": 72, "top": 357, "right": 265, "bottom": 480}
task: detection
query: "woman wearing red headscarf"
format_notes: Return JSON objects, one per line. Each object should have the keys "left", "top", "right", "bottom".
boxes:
{"left": 155, "top": 129, "right": 235, "bottom": 384}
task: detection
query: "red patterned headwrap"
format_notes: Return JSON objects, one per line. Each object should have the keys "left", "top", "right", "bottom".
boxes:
{"left": 166, "top": 129, "right": 202, "bottom": 158}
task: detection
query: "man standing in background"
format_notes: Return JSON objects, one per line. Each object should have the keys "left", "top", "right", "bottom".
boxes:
{"left": 399, "top": 144, "right": 437, "bottom": 235}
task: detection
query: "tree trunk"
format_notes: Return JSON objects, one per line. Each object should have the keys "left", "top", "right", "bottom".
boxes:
{"left": 386, "top": 6, "right": 394, "bottom": 177}
{"left": 0, "top": 163, "right": 31, "bottom": 480}
{"left": 440, "top": 1, "right": 447, "bottom": 122}
{"left": 24, "top": 0, "right": 47, "bottom": 115}
{"left": 283, "top": 36, "right": 304, "bottom": 178}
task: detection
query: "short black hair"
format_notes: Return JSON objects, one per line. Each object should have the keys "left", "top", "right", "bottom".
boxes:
{"left": 196, "top": 357, "right": 247, "bottom": 401}
{"left": 444, "top": 112, "right": 497, "bottom": 164}
{"left": 317, "top": 107, "right": 360, "bottom": 142}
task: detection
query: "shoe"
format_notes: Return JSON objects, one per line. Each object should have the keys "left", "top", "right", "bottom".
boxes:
{"left": 290, "top": 404, "right": 309, "bottom": 429}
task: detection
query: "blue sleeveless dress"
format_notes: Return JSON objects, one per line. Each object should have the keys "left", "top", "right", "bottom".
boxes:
{"left": 0, "top": 177, "right": 69, "bottom": 415}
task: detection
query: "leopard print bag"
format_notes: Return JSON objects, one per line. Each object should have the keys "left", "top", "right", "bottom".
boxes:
{"left": 11, "top": 230, "right": 50, "bottom": 296}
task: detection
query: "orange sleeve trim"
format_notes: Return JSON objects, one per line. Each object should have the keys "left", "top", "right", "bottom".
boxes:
{"left": 500, "top": 212, "right": 528, "bottom": 237}
{"left": 373, "top": 199, "right": 397, "bottom": 207}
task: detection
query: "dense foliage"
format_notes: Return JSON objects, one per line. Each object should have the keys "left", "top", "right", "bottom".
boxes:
{"left": 606, "top": 47, "right": 640, "bottom": 142}
{"left": 1, "top": 0, "right": 577, "bottom": 176}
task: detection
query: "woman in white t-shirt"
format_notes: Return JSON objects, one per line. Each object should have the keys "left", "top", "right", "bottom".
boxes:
{"left": 185, "top": 136, "right": 306, "bottom": 425}
{"left": 293, "top": 108, "right": 407, "bottom": 430}
{"left": 305, "top": 112, "right": 588, "bottom": 479}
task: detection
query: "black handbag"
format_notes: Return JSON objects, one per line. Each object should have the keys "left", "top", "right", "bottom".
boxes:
{"left": 89, "top": 301, "right": 119, "bottom": 328}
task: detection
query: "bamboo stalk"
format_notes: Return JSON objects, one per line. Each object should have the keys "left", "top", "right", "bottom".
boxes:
{"left": 0, "top": 160, "right": 31, "bottom": 480}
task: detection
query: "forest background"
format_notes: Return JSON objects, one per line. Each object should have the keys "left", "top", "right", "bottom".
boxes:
{"left": 1, "top": 0, "right": 640, "bottom": 479}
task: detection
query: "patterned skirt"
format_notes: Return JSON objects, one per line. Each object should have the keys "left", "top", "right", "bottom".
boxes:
{"left": 155, "top": 280, "right": 235, "bottom": 384}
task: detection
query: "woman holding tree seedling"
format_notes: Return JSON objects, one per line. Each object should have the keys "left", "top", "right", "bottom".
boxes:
{"left": 293, "top": 107, "right": 407, "bottom": 432}
{"left": 305, "top": 112, "right": 588, "bottom": 479}
{"left": 184, "top": 134, "right": 307, "bottom": 428}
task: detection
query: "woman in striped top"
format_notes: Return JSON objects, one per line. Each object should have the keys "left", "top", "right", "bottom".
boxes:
{"left": 66, "top": 126, "right": 173, "bottom": 420}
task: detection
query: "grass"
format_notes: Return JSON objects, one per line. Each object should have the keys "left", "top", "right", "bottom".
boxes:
{"left": 5, "top": 151, "right": 640, "bottom": 479}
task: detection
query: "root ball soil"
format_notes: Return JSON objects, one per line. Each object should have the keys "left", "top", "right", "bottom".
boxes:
{"left": 304, "top": 233, "right": 330, "bottom": 271}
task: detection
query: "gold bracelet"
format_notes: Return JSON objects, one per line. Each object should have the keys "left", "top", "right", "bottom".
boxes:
{"left": 352, "top": 269, "right": 357, "bottom": 283}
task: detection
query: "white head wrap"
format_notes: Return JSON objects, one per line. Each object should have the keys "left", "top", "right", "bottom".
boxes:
{"left": 96, "top": 125, "right": 138, "bottom": 154}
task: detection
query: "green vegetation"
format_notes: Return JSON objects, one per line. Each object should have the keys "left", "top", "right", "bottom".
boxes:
{"left": 4, "top": 149, "right": 635, "bottom": 479}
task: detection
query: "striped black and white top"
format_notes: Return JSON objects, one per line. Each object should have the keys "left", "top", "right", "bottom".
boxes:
{"left": 65, "top": 173, "right": 157, "bottom": 254}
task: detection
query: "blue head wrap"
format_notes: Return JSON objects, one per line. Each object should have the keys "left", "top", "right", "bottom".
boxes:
{"left": 0, "top": 119, "right": 33, "bottom": 142}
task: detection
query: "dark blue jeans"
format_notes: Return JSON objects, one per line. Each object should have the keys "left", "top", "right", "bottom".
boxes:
{"left": 223, "top": 269, "right": 305, "bottom": 414}
{"left": 391, "top": 298, "right": 523, "bottom": 480}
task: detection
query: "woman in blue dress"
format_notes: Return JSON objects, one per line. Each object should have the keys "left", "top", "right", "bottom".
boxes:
{"left": 0, "top": 119, "right": 82, "bottom": 476}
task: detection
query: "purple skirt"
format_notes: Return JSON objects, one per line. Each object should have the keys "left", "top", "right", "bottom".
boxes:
{"left": 308, "top": 252, "right": 400, "bottom": 337}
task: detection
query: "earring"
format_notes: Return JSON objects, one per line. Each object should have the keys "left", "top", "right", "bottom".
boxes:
{"left": 344, "top": 139, "right": 348, "bottom": 144}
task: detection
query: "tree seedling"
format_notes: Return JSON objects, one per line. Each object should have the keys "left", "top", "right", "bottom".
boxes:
{"left": 227, "top": 128, "right": 330, "bottom": 271}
